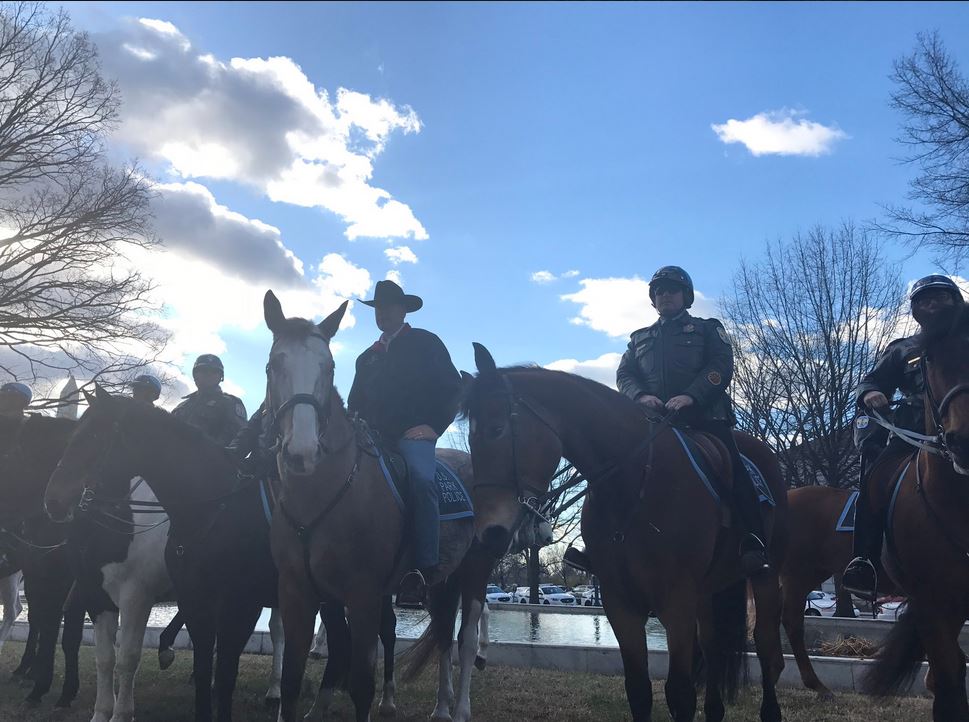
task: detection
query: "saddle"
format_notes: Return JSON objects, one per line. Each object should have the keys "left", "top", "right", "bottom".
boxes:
{"left": 377, "top": 445, "right": 474, "bottom": 522}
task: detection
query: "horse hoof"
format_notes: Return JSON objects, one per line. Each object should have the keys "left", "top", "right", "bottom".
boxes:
{"left": 430, "top": 714, "right": 452, "bottom": 722}
{"left": 378, "top": 701, "right": 396, "bottom": 717}
{"left": 474, "top": 655, "right": 487, "bottom": 671}
{"left": 264, "top": 693, "right": 280, "bottom": 706}
{"left": 816, "top": 689, "right": 835, "bottom": 702}
{"left": 22, "top": 696, "right": 41, "bottom": 708}
{"left": 158, "top": 647, "right": 176, "bottom": 670}
{"left": 309, "top": 650, "right": 323, "bottom": 660}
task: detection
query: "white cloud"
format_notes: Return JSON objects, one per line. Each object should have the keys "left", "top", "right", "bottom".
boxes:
{"left": 545, "top": 353, "right": 623, "bottom": 389}
{"left": 385, "top": 246, "right": 418, "bottom": 265}
{"left": 711, "top": 109, "right": 847, "bottom": 157}
{"left": 97, "top": 18, "right": 426, "bottom": 241}
{"left": 561, "top": 276, "right": 717, "bottom": 338}
{"left": 531, "top": 269, "right": 581, "bottom": 284}
{"left": 385, "top": 269, "right": 403, "bottom": 285}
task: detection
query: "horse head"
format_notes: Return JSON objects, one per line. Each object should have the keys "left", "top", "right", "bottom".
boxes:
{"left": 463, "top": 342, "right": 563, "bottom": 558}
{"left": 264, "top": 290, "right": 347, "bottom": 477}
{"left": 45, "top": 383, "right": 135, "bottom": 522}
{"left": 924, "top": 304, "right": 969, "bottom": 474}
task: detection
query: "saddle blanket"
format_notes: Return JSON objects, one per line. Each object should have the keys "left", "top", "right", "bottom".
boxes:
{"left": 836, "top": 490, "right": 860, "bottom": 532}
{"left": 378, "top": 454, "right": 475, "bottom": 522}
{"left": 672, "top": 428, "right": 776, "bottom": 508}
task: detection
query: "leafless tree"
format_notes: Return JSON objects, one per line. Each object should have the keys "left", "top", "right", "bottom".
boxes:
{"left": 876, "top": 32, "right": 969, "bottom": 264}
{"left": 722, "top": 224, "right": 905, "bottom": 488}
{"left": 0, "top": 2, "right": 167, "bottom": 407}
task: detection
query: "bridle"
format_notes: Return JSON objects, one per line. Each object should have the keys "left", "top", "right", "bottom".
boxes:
{"left": 265, "top": 333, "right": 335, "bottom": 454}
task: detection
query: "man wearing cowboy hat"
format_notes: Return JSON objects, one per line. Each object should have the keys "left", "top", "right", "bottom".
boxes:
{"left": 348, "top": 280, "right": 462, "bottom": 605}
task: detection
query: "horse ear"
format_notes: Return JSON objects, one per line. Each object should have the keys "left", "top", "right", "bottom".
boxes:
{"left": 318, "top": 301, "right": 348, "bottom": 340}
{"left": 94, "top": 382, "right": 112, "bottom": 401}
{"left": 81, "top": 388, "right": 96, "bottom": 407}
{"left": 264, "top": 290, "right": 286, "bottom": 334}
{"left": 460, "top": 370, "right": 475, "bottom": 392}
{"left": 473, "top": 343, "right": 497, "bottom": 375}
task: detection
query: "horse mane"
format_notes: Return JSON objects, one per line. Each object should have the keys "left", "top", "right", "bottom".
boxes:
{"left": 269, "top": 315, "right": 322, "bottom": 342}
{"left": 460, "top": 364, "right": 639, "bottom": 419}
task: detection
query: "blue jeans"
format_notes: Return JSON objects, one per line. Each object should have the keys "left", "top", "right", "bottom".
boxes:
{"left": 397, "top": 439, "right": 439, "bottom": 570}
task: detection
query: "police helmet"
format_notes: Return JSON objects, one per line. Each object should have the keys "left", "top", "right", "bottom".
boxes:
{"left": 0, "top": 382, "right": 32, "bottom": 404}
{"left": 192, "top": 354, "right": 224, "bottom": 378}
{"left": 131, "top": 374, "right": 162, "bottom": 395}
{"left": 910, "top": 274, "right": 964, "bottom": 304}
{"left": 649, "top": 266, "right": 695, "bottom": 308}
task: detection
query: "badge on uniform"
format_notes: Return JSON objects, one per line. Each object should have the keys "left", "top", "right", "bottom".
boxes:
{"left": 717, "top": 327, "right": 731, "bottom": 345}
{"left": 707, "top": 371, "right": 722, "bottom": 385}
{"left": 683, "top": 324, "right": 695, "bottom": 333}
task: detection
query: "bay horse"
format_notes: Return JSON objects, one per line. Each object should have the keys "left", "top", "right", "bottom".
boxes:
{"left": 262, "top": 292, "right": 475, "bottom": 722}
{"left": 462, "top": 344, "right": 788, "bottom": 722}
{"left": 45, "top": 388, "right": 278, "bottom": 722}
{"left": 861, "top": 306, "right": 969, "bottom": 721}
{"left": 0, "top": 413, "right": 85, "bottom": 707}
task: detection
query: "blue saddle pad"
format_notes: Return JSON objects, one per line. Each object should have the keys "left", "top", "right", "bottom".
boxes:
{"left": 836, "top": 490, "right": 860, "bottom": 532}
{"left": 378, "top": 454, "right": 474, "bottom": 522}
{"left": 672, "top": 429, "right": 776, "bottom": 508}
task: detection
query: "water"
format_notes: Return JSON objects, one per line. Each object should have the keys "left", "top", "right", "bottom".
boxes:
{"left": 143, "top": 603, "right": 668, "bottom": 650}
{"left": 10, "top": 598, "right": 667, "bottom": 649}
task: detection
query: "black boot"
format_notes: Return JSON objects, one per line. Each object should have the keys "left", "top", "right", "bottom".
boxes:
{"left": 563, "top": 547, "right": 592, "bottom": 574}
{"left": 842, "top": 557, "right": 878, "bottom": 602}
{"left": 739, "top": 533, "right": 770, "bottom": 577}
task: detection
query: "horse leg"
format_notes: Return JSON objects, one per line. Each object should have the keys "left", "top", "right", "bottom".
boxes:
{"left": 475, "top": 601, "right": 490, "bottom": 671}
{"left": 266, "top": 608, "right": 284, "bottom": 704}
{"left": 431, "top": 644, "right": 455, "bottom": 722}
{"left": 305, "top": 601, "right": 351, "bottom": 721}
{"left": 0, "top": 572, "right": 21, "bottom": 654}
{"left": 309, "top": 608, "right": 327, "bottom": 660}
{"left": 780, "top": 573, "right": 832, "bottom": 699}
{"left": 453, "top": 596, "right": 485, "bottom": 722}
{"left": 914, "top": 605, "right": 969, "bottom": 722}
{"left": 378, "top": 596, "right": 397, "bottom": 718}
{"left": 184, "top": 607, "right": 217, "bottom": 722}
{"left": 751, "top": 572, "right": 784, "bottom": 722}
{"left": 696, "top": 598, "right": 725, "bottom": 722}
{"left": 603, "top": 593, "right": 653, "bottom": 722}
{"left": 13, "top": 590, "right": 37, "bottom": 679}
{"left": 24, "top": 598, "right": 59, "bottom": 705}
{"left": 112, "top": 593, "right": 154, "bottom": 722}
{"left": 158, "top": 610, "right": 183, "bottom": 670}
{"left": 214, "top": 600, "right": 263, "bottom": 722}
{"left": 56, "top": 595, "right": 84, "bottom": 708}
{"left": 346, "top": 596, "right": 382, "bottom": 722}
{"left": 91, "top": 611, "right": 120, "bottom": 722}
{"left": 660, "top": 594, "right": 698, "bottom": 722}
{"left": 277, "top": 584, "right": 316, "bottom": 722}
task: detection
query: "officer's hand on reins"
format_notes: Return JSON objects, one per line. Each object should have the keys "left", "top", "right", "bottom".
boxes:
{"left": 636, "top": 394, "right": 665, "bottom": 412}
{"left": 665, "top": 395, "right": 694, "bottom": 413}
{"left": 863, "top": 391, "right": 890, "bottom": 410}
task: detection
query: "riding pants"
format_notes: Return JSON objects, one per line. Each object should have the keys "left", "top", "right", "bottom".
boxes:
{"left": 398, "top": 439, "right": 439, "bottom": 570}
{"left": 693, "top": 422, "right": 767, "bottom": 541}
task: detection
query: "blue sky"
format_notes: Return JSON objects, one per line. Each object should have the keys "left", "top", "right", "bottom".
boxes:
{"left": 67, "top": 2, "right": 969, "bottom": 413}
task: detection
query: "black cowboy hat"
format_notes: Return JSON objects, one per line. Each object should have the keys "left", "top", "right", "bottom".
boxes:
{"left": 360, "top": 280, "right": 423, "bottom": 313}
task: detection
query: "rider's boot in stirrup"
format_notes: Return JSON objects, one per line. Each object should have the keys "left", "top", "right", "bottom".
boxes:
{"left": 739, "top": 533, "right": 771, "bottom": 577}
{"left": 842, "top": 556, "right": 878, "bottom": 602}
{"left": 563, "top": 546, "right": 592, "bottom": 574}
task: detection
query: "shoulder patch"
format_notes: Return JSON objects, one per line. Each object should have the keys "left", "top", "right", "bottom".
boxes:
{"left": 707, "top": 371, "right": 722, "bottom": 386}
{"left": 717, "top": 327, "right": 731, "bottom": 345}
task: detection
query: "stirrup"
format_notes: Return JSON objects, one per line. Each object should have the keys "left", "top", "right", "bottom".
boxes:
{"left": 563, "top": 546, "right": 592, "bottom": 574}
{"left": 395, "top": 569, "right": 427, "bottom": 608}
{"left": 842, "top": 557, "right": 878, "bottom": 602}
{"left": 739, "top": 534, "right": 770, "bottom": 577}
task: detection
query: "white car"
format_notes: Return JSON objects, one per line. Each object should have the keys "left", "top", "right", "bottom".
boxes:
{"left": 579, "top": 588, "right": 602, "bottom": 607}
{"left": 513, "top": 585, "right": 577, "bottom": 605}
{"left": 876, "top": 597, "right": 907, "bottom": 621}
{"left": 485, "top": 584, "right": 513, "bottom": 604}
{"left": 803, "top": 590, "right": 860, "bottom": 617}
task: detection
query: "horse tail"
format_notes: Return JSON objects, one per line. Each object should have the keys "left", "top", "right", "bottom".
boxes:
{"left": 401, "top": 572, "right": 462, "bottom": 683}
{"left": 711, "top": 577, "right": 749, "bottom": 703}
{"left": 860, "top": 603, "right": 924, "bottom": 697}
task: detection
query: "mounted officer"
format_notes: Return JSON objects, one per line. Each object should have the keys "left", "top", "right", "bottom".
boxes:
{"left": 0, "top": 382, "right": 31, "bottom": 418}
{"left": 130, "top": 374, "right": 162, "bottom": 406}
{"left": 347, "top": 280, "right": 462, "bottom": 606}
{"left": 842, "top": 274, "right": 965, "bottom": 601}
{"left": 615, "top": 265, "right": 770, "bottom": 577}
{"left": 172, "top": 354, "right": 247, "bottom": 446}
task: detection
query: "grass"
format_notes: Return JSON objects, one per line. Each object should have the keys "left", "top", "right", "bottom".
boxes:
{"left": 0, "top": 641, "right": 934, "bottom": 721}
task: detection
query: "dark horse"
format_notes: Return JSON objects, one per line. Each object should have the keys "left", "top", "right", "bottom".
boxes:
{"left": 262, "top": 292, "right": 475, "bottom": 722}
{"left": 861, "top": 306, "right": 969, "bottom": 721}
{"left": 463, "top": 344, "right": 788, "bottom": 722}
{"left": 0, "top": 414, "right": 84, "bottom": 707}
{"left": 45, "top": 388, "right": 277, "bottom": 722}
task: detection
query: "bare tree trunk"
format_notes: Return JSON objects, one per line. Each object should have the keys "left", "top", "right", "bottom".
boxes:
{"left": 528, "top": 545, "right": 540, "bottom": 604}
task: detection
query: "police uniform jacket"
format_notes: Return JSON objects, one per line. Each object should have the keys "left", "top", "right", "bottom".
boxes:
{"left": 616, "top": 311, "right": 736, "bottom": 424}
{"left": 854, "top": 334, "right": 926, "bottom": 434}
{"left": 348, "top": 325, "right": 461, "bottom": 442}
{"left": 172, "top": 388, "right": 247, "bottom": 446}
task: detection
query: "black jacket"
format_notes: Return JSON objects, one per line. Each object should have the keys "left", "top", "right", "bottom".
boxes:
{"left": 172, "top": 388, "right": 247, "bottom": 446}
{"left": 616, "top": 311, "right": 736, "bottom": 424}
{"left": 348, "top": 326, "right": 461, "bottom": 441}
{"left": 854, "top": 334, "right": 925, "bottom": 434}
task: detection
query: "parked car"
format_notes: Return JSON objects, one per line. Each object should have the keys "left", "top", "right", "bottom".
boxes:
{"left": 571, "top": 585, "right": 594, "bottom": 597}
{"left": 513, "top": 585, "right": 577, "bottom": 605}
{"left": 579, "top": 588, "right": 602, "bottom": 607}
{"left": 875, "top": 596, "right": 907, "bottom": 621}
{"left": 803, "top": 590, "right": 860, "bottom": 617}
{"left": 485, "top": 584, "right": 513, "bottom": 604}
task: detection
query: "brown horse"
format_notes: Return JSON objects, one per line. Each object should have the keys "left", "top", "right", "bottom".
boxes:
{"left": 780, "top": 485, "right": 857, "bottom": 698}
{"left": 463, "top": 344, "right": 788, "bottom": 722}
{"left": 861, "top": 306, "right": 969, "bottom": 721}
{"left": 263, "top": 292, "right": 475, "bottom": 722}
